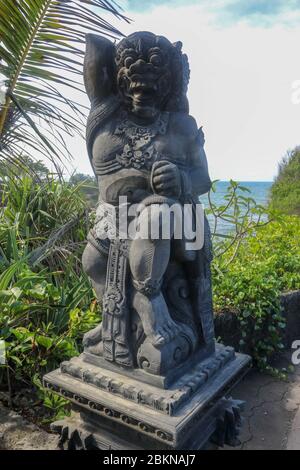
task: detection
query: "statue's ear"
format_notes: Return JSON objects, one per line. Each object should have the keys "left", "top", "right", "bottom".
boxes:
{"left": 84, "top": 34, "right": 116, "bottom": 105}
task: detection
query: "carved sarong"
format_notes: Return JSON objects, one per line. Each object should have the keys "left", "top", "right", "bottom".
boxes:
{"left": 102, "top": 239, "right": 133, "bottom": 367}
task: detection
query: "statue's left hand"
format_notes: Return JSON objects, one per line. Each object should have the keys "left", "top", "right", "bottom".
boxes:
{"left": 151, "top": 161, "right": 181, "bottom": 197}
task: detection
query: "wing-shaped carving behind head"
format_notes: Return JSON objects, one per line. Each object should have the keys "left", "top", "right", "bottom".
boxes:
{"left": 167, "top": 40, "right": 190, "bottom": 114}
{"left": 84, "top": 34, "right": 117, "bottom": 106}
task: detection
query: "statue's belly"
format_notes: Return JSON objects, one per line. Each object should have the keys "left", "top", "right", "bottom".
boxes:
{"left": 99, "top": 168, "right": 149, "bottom": 205}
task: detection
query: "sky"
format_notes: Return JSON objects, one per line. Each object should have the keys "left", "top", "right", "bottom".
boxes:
{"left": 62, "top": 0, "right": 300, "bottom": 182}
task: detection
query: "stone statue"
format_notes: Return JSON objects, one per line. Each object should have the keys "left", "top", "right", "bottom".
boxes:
{"left": 81, "top": 31, "right": 215, "bottom": 375}
{"left": 44, "top": 32, "right": 251, "bottom": 450}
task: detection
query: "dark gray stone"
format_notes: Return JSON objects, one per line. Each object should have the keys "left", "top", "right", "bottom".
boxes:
{"left": 281, "top": 290, "right": 300, "bottom": 348}
{"left": 81, "top": 31, "right": 215, "bottom": 372}
{"left": 44, "top": 344, "right": 251, "bottom": 450}
{"left": 215, "top": 290, "right": 300, "bottom": 352}
{"left": 215, "top": 311, "right": 241, "bottom": 351}
{"left": 44, "top": 30, "right": 251, "bottom": 450}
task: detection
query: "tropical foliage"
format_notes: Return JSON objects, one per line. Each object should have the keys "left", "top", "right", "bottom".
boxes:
{"left": 0, "top": 0, "right": 127, "bottom": 165}
{"left": 213, "top": 215, "right": 300, "bottom": 374}
{"left": 69, "top": 172, "right": 98, "bottom": 206}
{"left": 0, "top": 170, "right": 99, "bottom": 418}
{"left": 209, "top": 181, "right": 300, "bottom": 375}
{"left": 207, "top": 180, "right": 273, "bottom": 263}
{"left": 270, "top": 147, "right": 300, "bottom": 216}
{"left": 0, "top": 0, "right": 128, "bottom": 422}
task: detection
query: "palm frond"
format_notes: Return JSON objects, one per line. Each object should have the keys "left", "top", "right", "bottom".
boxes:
{"left": 0, "top": 0, "right": 128, "bottom": 166}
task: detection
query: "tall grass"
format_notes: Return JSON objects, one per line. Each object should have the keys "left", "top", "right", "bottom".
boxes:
{"left": 0, "top": 171, "right": 99, "bottom": 394}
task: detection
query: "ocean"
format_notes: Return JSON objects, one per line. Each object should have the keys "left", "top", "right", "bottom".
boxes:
{"left": 201, "top": 181, "right": 273, "bottom": 234}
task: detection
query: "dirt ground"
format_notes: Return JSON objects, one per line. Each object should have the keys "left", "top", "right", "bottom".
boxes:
{"left": 0, "top": 405, "right": 58, "bottom": 450}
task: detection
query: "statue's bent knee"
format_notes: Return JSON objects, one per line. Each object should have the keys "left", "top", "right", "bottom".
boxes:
{"left": 129, "top": 203, "right": 173, "bottom": 297}
{"left": 129, "top": 238, "right": 171, "bottom": 297}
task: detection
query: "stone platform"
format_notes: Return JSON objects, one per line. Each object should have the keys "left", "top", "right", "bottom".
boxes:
{"left": 44, "top": 344, "right": 251, "bottom": 450}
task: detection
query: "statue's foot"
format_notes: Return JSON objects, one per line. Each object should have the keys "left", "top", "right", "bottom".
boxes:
{"left": 83, "top": 323, "right": 102, "bottom": 349}
{"left": 151, "top": 320, "right": 181, "bottom": 347}
{"left": 132, "top": 291, "right": 181, "bottom": 347}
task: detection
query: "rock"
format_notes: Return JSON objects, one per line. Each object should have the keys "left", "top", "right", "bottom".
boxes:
{"left": 281, "top": 290, "right": 300, "bottom": 348}
{"left": 215, "top": 290, "right": 300, "bottom": 353}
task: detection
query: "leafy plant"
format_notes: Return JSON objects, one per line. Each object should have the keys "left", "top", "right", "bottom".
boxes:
{"left": 32, "top": 374, "right": 70, "bottom": 422}
{"left": 0, "top": 171, "right": 99, "bottom": 410}
{"left": 0, "top": 0, "right": 127, "bottom": 164}
{"left": 212, "top": 205, "right": 300, "bottom": 372}
{"left": 270, "top": 147, "right": 300, "bottom": 216}
{"left": 207, "top": 180, "right": 277, "bottom": 265}
{"left": 205, "top": 181, "right": 300, "bottom": 374}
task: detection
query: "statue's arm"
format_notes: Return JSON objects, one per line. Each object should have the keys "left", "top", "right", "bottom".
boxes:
{"left": 84, "top": 35, "right": 120, "bottom": 169}
{"left": 84, "top": 34, "right": 116, "bottom": 106}
{"left": 151, "top": 115, "right": 211, "bottom": 199}
{"left": 184, "top": 118, "right": 212, "bottom": 196}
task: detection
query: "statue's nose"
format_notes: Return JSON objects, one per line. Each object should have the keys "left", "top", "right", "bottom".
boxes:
{"left": 129, "top": 59, "right": 148, "bottom": 74}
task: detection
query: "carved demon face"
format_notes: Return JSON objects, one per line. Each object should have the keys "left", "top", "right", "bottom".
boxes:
{"left": 115, "top": 32, "right": 175, "bottom": 119}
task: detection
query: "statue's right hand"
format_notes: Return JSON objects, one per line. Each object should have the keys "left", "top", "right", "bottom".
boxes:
{"left": 151, "top": 160, "right": 181, "bottom": 197}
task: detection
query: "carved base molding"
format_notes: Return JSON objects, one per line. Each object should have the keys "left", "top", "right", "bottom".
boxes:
{"left": 56, "top": 344, "right": 235, "bottom": 415}
{"left": 51, "top": 396, "right": 244, "bottom": 450}
{"left": 44, "top": 344, "right": 251, "bottom": 450}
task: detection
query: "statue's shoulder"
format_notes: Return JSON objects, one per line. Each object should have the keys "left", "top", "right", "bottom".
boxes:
{"left": 169, "top": 112, "right": 199, "bottom": 141}
{"left": 91, "top": 106, "right": 119, "bottom": 138}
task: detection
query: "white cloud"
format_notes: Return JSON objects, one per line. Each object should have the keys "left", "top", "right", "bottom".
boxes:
{"left": 123, "top": 0, "right": 300, "bottom": 27}
{"left": 64, "top": 3, "right": 300, "bottom": 181}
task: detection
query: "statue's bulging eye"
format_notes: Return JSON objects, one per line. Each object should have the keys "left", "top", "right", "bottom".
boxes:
{"left": 149, "top": 54, "right": 161, "bottom": 67}
{"left": 124, "top": 56, "right": 135, "bottom": 68}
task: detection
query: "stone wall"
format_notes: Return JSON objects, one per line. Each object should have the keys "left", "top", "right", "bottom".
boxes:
{"left": 281, "top": 291, "right": 300, "bottom": 348}
{"left": 214, "top": 290, "right": 300, "bottom": 351}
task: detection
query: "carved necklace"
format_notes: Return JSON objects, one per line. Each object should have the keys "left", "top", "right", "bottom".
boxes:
{"left": 115, "top": 110, "right": 169, "bottom": 170}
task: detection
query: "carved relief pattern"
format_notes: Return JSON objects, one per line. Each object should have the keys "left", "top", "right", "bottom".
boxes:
{"left": 44, "top": 380, "right": 173, "bottom": 444}
{"left": 115, "top": 111, "right": 169, "bottom": 170}
{"left": 102, "top": 239, "right": 132, "bottom": 366}
{"left": 44, "top": 353, "right": 248, "bottom": 449}
{"left": 58, "top": 346, "right": 236, "bottom": 416}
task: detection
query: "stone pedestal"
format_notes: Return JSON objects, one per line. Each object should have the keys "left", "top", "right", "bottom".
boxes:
{"left": 44, "top": 344, "right": 251, "bottom": 450}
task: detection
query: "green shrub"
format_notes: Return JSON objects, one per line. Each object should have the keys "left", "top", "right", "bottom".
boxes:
{"left": 213, "top": 215, "right": 300, "bottom": 371}
{"left": 1, "top": 263, "right": 99, "bottom": 381}
{"left": 0, "top": 173, "right": 99, "bottom": 417}
{"left": 270, "top": 147, "right": 300, "bottom": 215}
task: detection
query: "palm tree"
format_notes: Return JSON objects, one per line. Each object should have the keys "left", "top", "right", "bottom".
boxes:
{"left": 0, "top": 0, "right": 128, "bottom": 167}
